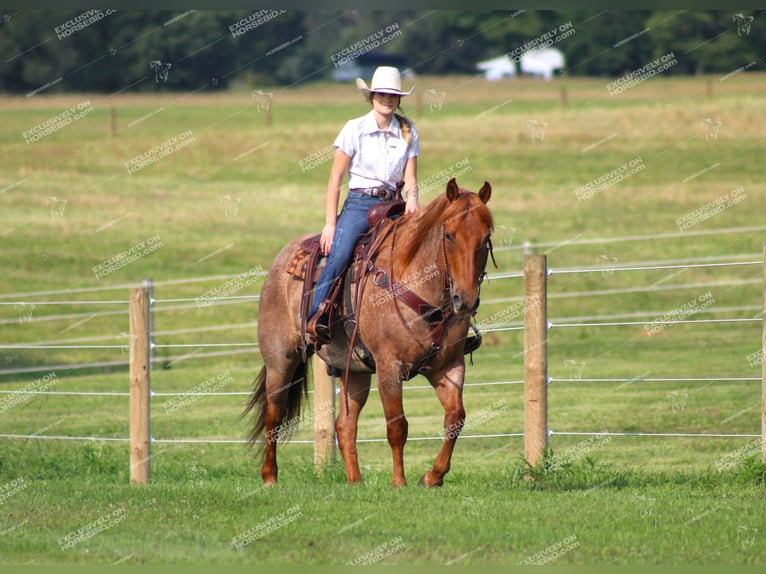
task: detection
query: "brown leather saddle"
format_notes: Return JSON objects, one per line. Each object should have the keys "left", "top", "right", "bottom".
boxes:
{"left": 286, "top": 201, "right": 406, "bottom": 360}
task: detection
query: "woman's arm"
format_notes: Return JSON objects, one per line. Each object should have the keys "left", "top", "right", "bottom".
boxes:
{"left": 402, "top": 155, "right": 419, "bottom": 214}
{"left": 320, "top": 148, "right": 352, "bottom": 255}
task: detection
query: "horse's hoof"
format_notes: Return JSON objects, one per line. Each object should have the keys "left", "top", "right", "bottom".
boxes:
{"left": 418, "top": 472, "right": 444, "bottom": 488}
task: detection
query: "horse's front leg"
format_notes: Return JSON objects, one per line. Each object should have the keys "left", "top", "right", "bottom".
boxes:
{"left": 375, "top": 362, "right": 408, "bottom": 487}
{"left": 420, "top": 362, "right": 466, "bottom": 487}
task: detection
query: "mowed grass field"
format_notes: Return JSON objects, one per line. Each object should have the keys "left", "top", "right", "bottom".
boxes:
{"left": 0, "top": 74, "right": 765, "bottom": 566}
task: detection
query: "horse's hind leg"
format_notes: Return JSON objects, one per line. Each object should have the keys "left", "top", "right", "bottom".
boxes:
{"left": 260, "top": 356, "right": 306, "bottom": 485}
{"left": 336, "top": 372, "right": 371, "bottom": 483}
{"left": 420, "top": 363, "right": 466, "bottom": 487}
{"left": 260, "top": 371, "right": 284, "bottom": 485}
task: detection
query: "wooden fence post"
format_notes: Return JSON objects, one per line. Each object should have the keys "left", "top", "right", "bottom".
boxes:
{"left": 130, "top": 286, "right": 151, "bottom": 484}
{"left": 312, "top": 356, "right": 336, "bottom": 469}
{"left": 762, "top": 244, "right": 766, "bottom": 478}
{"left": 524, "top": 254, "right": 548, "bottom": 469}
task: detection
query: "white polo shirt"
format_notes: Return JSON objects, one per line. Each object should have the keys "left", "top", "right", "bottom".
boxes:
{"left": 333, "top": 110, "right": 419, "bottom": 191}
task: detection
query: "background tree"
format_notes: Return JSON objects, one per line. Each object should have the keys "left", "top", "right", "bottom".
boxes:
{"left": 0, "top": 9, "right": 762, "bottom": 93}
{"left": 646, "top": 10, "right": 761, "bottom": 75}
{"left": 553, "top": 10, "right": 654, "bottom": 77}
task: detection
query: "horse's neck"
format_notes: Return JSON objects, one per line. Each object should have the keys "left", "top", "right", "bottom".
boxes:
{"left": 392, "top": 220, "right": 442, "bottom": 288}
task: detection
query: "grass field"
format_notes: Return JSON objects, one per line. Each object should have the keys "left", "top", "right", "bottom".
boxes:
{"left": 0, "top": 74, "right": 765, "bottom": 566}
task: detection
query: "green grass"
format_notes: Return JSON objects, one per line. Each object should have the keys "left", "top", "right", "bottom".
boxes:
{"left": 0, "top": 74, "right": 765, "bottom": 565}
{"left": 1, "top": 442, "right": 764, "bottom": 565}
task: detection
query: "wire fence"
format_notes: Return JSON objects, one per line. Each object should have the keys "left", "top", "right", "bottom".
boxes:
{"left": 1, "top": 243, "right": 762, "bottom": 458}
{"left": 538, "top": 254, "right": 762, "bottom": 448}
{"left": 0, "top": 270, "right": 526, "bottom": 446}
{"left": 495, "top": 225, "right": 766, "bottom": 252}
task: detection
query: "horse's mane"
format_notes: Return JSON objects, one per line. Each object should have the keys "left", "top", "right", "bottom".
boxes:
{"left": 395, "top": 189, "right": 494, "bottom": 267}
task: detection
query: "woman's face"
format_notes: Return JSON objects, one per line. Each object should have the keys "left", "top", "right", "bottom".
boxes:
{"left": 371, "top": 92, "right": 400, "bottom": 116}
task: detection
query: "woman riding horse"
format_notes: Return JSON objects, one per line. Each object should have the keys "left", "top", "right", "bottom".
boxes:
{"left": 307, "top": 66, "right": 420, "bottom": 343}
{"left": 246, "top": 177, "right": 493, "bottom": 487}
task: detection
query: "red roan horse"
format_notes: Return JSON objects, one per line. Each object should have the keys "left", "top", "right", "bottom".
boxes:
{"left": 244, "top": 178, "right": 493, "bottom": 487}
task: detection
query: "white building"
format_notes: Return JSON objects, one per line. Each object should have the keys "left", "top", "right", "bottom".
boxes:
{"left": 476, "top": 55, "right": 516, "bottom": 80}
{"left": 477, "top": 47, "right": 565, "bottom": 81}
{"left": 519, "top": 47, "right": 565, "bottom": 80}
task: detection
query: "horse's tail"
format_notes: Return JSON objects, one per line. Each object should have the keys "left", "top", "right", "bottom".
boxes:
{"left": 242, "top": 360, "right": 310, "bottom": 452}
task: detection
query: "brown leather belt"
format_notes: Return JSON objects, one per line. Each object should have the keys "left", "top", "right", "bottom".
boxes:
{"left": 351, "top": 187, "right": 395, "bottom": 201}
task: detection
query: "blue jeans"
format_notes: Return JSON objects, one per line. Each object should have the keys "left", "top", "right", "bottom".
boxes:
{"left": 309, "top": 192, "right": 381, "bottom": 317}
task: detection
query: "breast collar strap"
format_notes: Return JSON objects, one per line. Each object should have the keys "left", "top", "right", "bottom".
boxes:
{"left": 372, "top": 222, "right": 453, "bottom": 354}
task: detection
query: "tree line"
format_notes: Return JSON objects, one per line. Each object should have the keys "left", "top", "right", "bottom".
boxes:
{"left": 0, "top": 9, "right": 762, "bottom": 93}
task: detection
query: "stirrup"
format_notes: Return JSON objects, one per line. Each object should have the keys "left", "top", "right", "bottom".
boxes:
{"left": 464, "top": 324, "right": 483, "bottom": 355}
{"left": 307, "top": 309, "right": 331, "bottom": 346}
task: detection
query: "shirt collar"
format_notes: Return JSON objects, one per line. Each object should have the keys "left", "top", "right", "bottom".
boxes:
{"left": 361, "top": 109, "right": 401, "bottom": 137}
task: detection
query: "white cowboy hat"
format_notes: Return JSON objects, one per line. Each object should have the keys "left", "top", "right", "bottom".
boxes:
{"left": 356, "top": 66, "right": 415, "bottom": 99}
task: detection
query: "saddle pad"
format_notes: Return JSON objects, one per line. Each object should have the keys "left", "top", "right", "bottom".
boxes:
{"left": 285, "top": 247, "right": 310, "bottom": 280}
{"left": 286, "top": 235, "right": 322, "bottom": 282}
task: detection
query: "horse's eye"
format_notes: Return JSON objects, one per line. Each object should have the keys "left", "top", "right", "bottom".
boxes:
{"left": 445, "top": 231, "right": 454, "bottom": 242}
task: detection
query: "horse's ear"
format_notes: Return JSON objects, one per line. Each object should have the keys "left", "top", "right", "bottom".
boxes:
{"left": 478, "top": 181, "right": 491, "bottom": 204}
{"left": 446, "top": 178, "right": 459, "bottom": 202}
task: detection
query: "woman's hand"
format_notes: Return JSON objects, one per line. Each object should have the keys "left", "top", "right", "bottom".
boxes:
{"left": 320, "top": 223, "right": 335, "bottom": 255}
{"left": 404, "top": 194, "right": 419, "bottom": 214}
